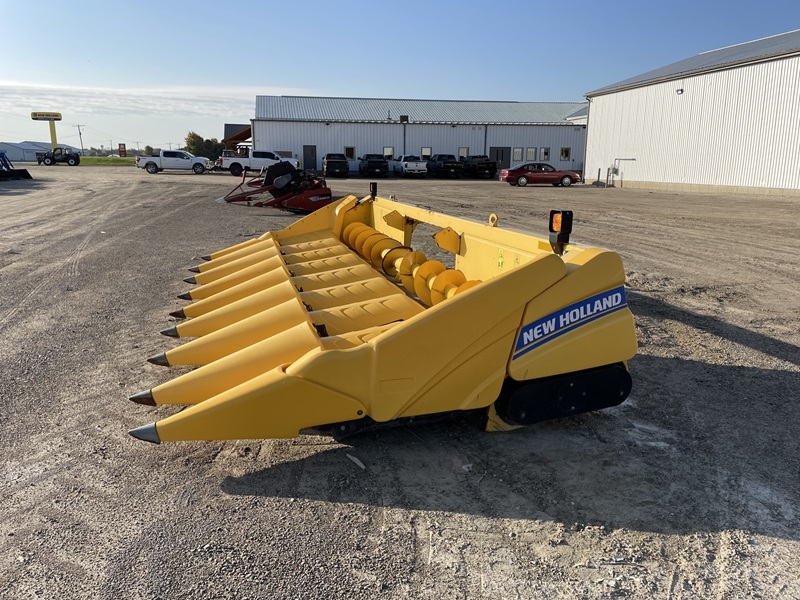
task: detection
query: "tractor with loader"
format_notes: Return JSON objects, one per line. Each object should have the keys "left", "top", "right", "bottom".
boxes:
{"left": 128, "top": 184, "right": 637, "bottom": 443}
{"left": 0, "top": 151, "right": 33, "bottom": 180}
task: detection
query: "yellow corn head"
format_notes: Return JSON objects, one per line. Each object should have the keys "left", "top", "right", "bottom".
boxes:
{"left": 129, "top": 188, "right": 637, "bottom": 443}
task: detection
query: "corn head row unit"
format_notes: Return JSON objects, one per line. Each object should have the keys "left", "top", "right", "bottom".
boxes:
{"left": 129, "top": 185, "right": 638, "bottom": 443}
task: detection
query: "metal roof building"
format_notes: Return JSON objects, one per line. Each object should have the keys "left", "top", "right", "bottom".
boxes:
{"left": 0, "top": 141, "right": 81, "bottom": 162}
{"left": 252, "top": 96, "right": 588, "bottom": 173}
{"left": 584, "top": 29, "right": 800, "bottom": 194}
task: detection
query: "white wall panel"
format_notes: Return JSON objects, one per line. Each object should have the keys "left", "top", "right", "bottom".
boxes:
{"left": 586, "top": 55, "right": 800, "bottom": 190}
{"left": 404, "top": 124, "right": 485, "bottom": 157}
{"left": 253, "top": 121, "right": 588, "bottom": 171}
{"left": 487, "top": 125, "right": 587, "bottom": 170}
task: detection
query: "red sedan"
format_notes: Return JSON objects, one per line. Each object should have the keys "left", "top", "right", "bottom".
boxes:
{"left": 499, "top": 162, "right": 581, "bottom": 187}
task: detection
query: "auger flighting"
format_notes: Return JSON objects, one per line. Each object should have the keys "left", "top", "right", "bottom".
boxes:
{"left": 129, "top": 187, "right": 638, "bottom": 443}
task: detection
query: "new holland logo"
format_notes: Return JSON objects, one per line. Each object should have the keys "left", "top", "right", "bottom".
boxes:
{"left": 513, "top": 286, "right": 627, "bottom": 360}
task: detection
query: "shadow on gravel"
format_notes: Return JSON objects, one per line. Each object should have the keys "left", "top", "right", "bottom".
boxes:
{"left": 0, "top": 179, "right": 47, "bottom": 196}
{"left": 628, "top": 290, "right": 799, "bottom": 366}
{"left": 221, "top": 352, "right": 798, "bottom": 541}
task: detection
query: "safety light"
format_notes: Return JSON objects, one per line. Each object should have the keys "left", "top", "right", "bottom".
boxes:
{"left": 548, "top": 210, "right": 573, "bottom": 255}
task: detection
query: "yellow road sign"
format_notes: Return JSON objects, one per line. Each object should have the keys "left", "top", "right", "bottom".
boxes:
{"left": 31, "top": 112, "right": 62, "bottom": 121}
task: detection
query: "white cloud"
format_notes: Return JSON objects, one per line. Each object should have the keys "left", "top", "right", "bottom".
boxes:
{"left": 0, "top": 81, "right": 318, "bottom": 146}
{"left": 0, "top": 81, "right": 311, "bottom": 119}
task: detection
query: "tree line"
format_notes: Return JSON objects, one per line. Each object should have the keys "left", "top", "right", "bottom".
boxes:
{"left": 84, "top": 132, "right": 226, "bottom": 160}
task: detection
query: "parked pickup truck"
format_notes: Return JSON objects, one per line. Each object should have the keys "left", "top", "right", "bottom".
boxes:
{"left": 392, "top": 155, "right": 427, "bottom": 177}
{"left": 322, "top": 153, "right": 350, "bottom": 177}
{"left": 426, "top": 154, "right": 464, "bottom": 177}
{"left": 218, "top": 150, "right": 300, "bottom": 177}
{"left": 136, "top": 150, "right": 211, "bottom": 174}
{"left": 461, "top": 155, "right": 498, "bottom": 178}
{"left": 358, "top": 154, "right": 389, "bottom": 177}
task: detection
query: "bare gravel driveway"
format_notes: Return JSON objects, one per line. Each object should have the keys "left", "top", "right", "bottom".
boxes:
{"left": 1, "top": 165, "right": 798, "bottom": 599}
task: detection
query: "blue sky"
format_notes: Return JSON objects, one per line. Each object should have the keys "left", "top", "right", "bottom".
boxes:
{"left": 1, "top": 0, "right": 798, "bottom": 150}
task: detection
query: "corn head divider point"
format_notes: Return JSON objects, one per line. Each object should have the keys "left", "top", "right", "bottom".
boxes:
{"left": 128, "top": 188, "right": 638, "bottom": 444}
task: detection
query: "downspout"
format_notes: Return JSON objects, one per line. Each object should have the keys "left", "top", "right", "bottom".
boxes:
{"left": 582, "top": 96, "right": 591, "bottom": 182}
{"left": 483, "top": 123, "right": 488, "bottom": 155}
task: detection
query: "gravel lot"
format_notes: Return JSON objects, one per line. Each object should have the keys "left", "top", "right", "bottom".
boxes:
{"left": 1, "top": 165, "right": 798, "bottom": 599}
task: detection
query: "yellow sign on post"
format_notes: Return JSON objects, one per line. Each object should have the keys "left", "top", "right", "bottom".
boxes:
{"left": 31, "top": 112, "right": 62, "bottom": 121}
{"left": 31, "top": 112, "right": 63, "bottom": 149}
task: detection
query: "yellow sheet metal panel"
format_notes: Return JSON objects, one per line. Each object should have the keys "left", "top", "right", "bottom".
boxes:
{"left": 281, "top": 246, "right": 352, "bottom": 265}
{"left": 287, "top": 254, "right": 365, "bottom": 276}
{"left": 278, "top": 235, "right": 341, "bottom": 253}
{"left": 164, "top": 298, "right": 310, "bottom": 366}
{"left": 191, "top": 245, "right": 280, "bottom": 285}
{"left": 175, "top": 280, "right": 299, "bottom": 338}
{"left": 155, "top": 368, "right": 367, "bottom": 441}
{"left": 272, "top": 195, "right": 359, "bottom": 243}
{"left": 205, "top": 237, "right": 262, "bottom": 261}
{"left": 285, "top": 253, "right": 566, "bottom": 422}
{"left": 508, "top": 249, "right": 637, "bottom": 381}
{"left": 197, "top": 238, "right": 277, "bottom": 272}
{"left": 320, "top": 323, "right": 398, "bottom": 350}
{"left": 309, "top": 294, "right": 424, "bottom": 336}
{"left": 181, "top": 267, "right": 291, "bottom": 318}
{"left": 433, "top": 226, "right": 462, "bottom": 255}
{"left": 152, "top": 322, "right": 321, "bottom": 405}
{"left": 511, "top": 310, "right": 637, "bottom": 381}
{"left": 292, "top": 264, "right": 381, "bottom": 291}
{"left": 186, "top": 255, "right": 287, "bottom": 299}
{"left": 393, "top": 316, "right": 520, "bottom": 418}
{"left": 300, "top": 277, "right": 402, "bottom": 309}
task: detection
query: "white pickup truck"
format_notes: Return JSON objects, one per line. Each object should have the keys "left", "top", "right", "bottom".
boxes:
{"left": 392, "top": 155, "right": 427, "bottom": 177}
{"left": 218, "top": 150, "right": 300, "bottom": 177}
{"left": 135, "top": 150, "right": 211, "bottom": 174}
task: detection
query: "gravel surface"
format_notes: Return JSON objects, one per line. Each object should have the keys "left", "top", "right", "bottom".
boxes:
{"left": 1, "top": 165, "right": 798, "bottom": 599}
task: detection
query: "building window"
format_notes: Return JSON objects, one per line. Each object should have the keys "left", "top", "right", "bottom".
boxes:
{"left": 344, "top": 147, "right": 356, "bottom": 160}
{"left": 540, "top": 147, "right": 550, "bottom": 161}
{"left": 421, "top": 147, "right": 432, "bottom": 160}
{"left": 513, "top": 147, "right": 523, "bottom": 162}
{"left": 383, "top": 146, "right": 394, "bottom": 160}
{"left": 560, "top": 147, "right": 571, "bottom": 161}
{"left": 458, "top": 147, "right": 468, "bottom": 159}
{"left": 276, "top": 151, "right": 292, "bottom": 158}
{"left": 526, "top": 147, "right": 537, "bottom": 161}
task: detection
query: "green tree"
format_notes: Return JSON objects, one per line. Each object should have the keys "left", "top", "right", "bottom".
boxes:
{"left": 185, "top": 131, "right": 224, "bottom": 161}
{"left": 143, "top": 145, "right": 155, "bottom": 156}
{"left": 184, "top": 132, "right": 204, "bottom": 155}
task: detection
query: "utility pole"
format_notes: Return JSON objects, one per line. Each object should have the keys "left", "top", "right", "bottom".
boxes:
{"left": 73, "top": 124, "right": 86, "bottom": 155}
{"left": 134, "top": 141, "right": 141, "bottom": 153}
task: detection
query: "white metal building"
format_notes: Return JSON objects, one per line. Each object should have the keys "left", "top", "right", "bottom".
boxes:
{"left": 252, "top": 96, "right": 588, "bottom": 174}
{"left": 0, "top": 141, "right": 82, "bottom": 162}
{"left": 584, "top": 29, "right": 800, "bottom": 194}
